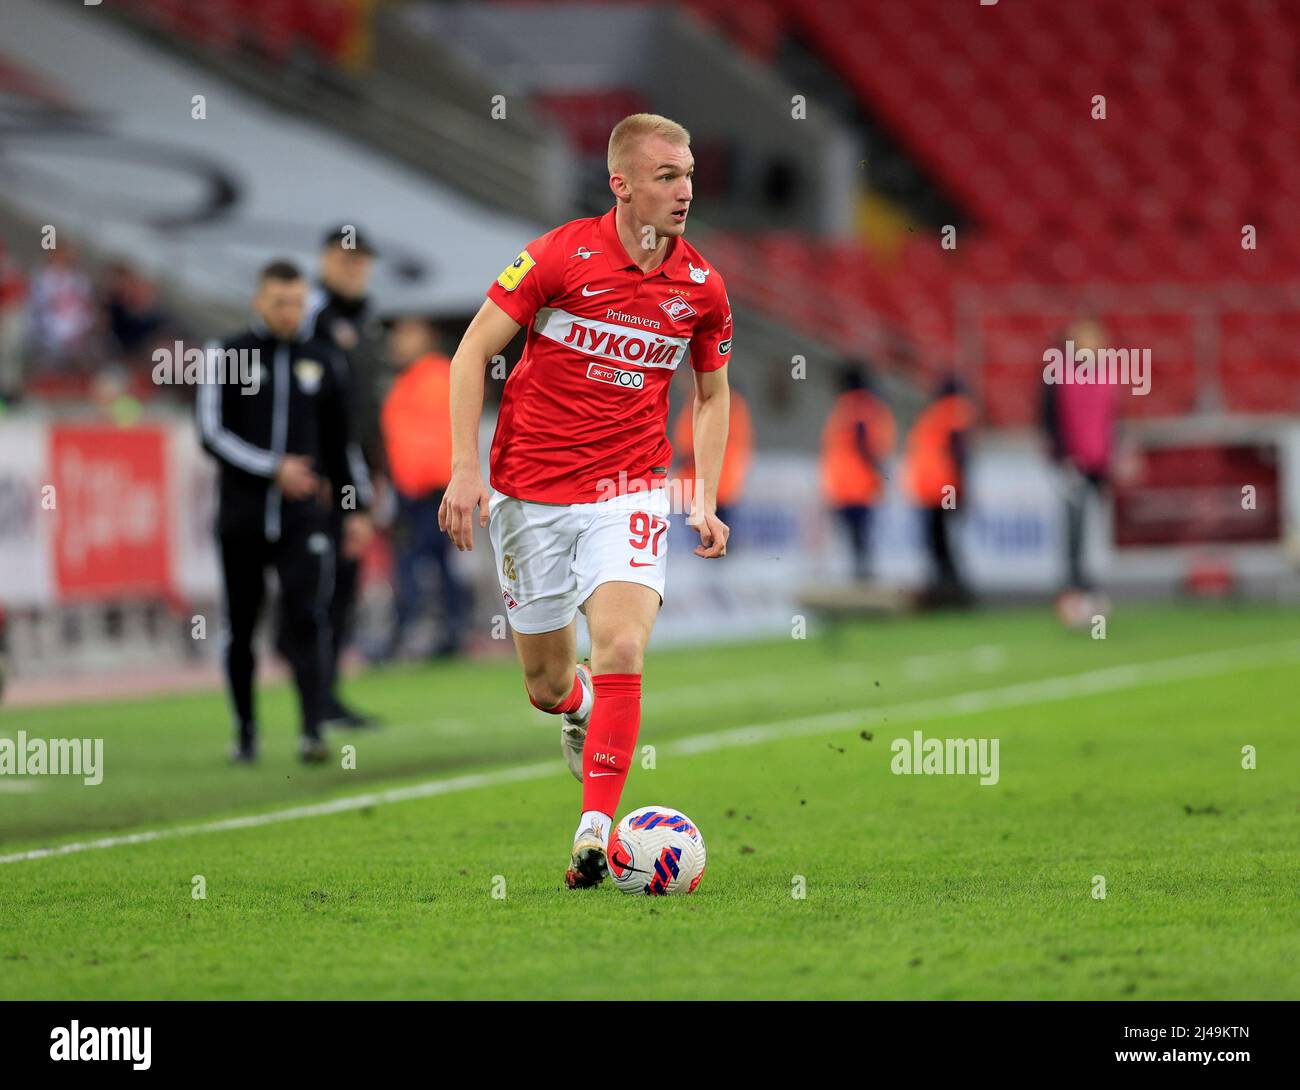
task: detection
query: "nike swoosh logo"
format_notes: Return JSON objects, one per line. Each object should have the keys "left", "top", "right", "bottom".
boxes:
{"left": 581, "top": 285, "right": 614, "bottom": 296}
{"left": 629, "top": 560, "right": 656, "bottom": 568}
{"left": 588, "top": 770, "right": 618, "bottom": 778}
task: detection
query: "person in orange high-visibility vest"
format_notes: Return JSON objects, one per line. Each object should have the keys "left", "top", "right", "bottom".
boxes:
{"left": 821, "top": 363, "right": 895, "bottom": 580}
{"left": 905, "top": 376, "right": 976, "bottom": 605}
{"left": 671, "top": 384, "right": 753, "bottom": 528}
{"left": 379, "top": 315, "right": 470, "bottom": 659}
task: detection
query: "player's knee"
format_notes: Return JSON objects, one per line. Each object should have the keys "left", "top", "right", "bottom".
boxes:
{"left": 524, "top": 668, "right": 571, "bottom": 710}
{"left": 527, "top": 683, "right": 570, "bottom": 711}
{"left": 593, "top": 630, "right": 644, "bottom": 675}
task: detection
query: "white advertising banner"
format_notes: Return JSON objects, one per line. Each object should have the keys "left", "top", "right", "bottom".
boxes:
{"left": 0, "top": 420, "right": 54, "bottom": 606}
{"left": 2, "top": 420, "right": 1294, "bottom": 622}
{"left": 168, "top": 424, "right": 221, "bottom": 604}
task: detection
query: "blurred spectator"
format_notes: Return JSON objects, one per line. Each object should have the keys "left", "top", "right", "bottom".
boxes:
{"left": 905, "top": 375, "right": 977, "bottom": 606}
{"left": 102, "top": 261, "right": 172, "bottom": 359}
{"left": 1041, "top": 318, "right": 1119, "bottom": 600}
{"left": 378, "top": 314, "right": 469, "bottom": 660}
{"left": 0, "top": 242, "right": 27, "bottom": 401}
{"left": 821, "top": 361, "right": 895, "bottom": 581}
{"left": 28, "top": 244, "right": 97, "bottom": 370}
{"left": 671, "top": 383, "right": 753, "bottom": 527}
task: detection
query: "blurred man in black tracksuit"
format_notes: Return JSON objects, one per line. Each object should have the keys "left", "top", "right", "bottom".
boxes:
{"left": 301, "top": 225, "right": 384, "bottom": 727}
{"left": 198, "top": 259, "right": 373, "bottom": 763}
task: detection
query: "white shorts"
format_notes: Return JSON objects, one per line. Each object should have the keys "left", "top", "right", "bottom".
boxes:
{"left": 488, "top": 487, "right": 671, "bottom": 634}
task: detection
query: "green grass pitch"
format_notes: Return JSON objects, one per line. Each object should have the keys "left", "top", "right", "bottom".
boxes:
{"left": 0, "top": 604, "right": 1297, "bottom": 999}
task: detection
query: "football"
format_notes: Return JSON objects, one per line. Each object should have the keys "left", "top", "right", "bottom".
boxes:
{"left": 608, "top": 805, "right": 707, "bottom": 895}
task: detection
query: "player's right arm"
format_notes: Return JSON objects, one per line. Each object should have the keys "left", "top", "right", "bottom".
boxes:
{"left": 440, "top": 297, "right": 521, "bottom": 550}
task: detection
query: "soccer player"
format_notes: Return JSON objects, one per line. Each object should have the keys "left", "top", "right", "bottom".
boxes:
{"left": 439, "top": 114, "right": 733, "bottom": 888}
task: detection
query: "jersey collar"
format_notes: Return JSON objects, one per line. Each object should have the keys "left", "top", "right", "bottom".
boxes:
{"left": 598, "top": 205, "right": 686, "bottom": 280}
{"left": 249, "top": 314, "right": 301, "bottom": 344}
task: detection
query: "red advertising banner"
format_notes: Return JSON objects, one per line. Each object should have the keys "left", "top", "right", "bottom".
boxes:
{"left": 1113, "top": 443, "right": 1281, "bottom": 547}
{"left": 48, "top": 424, "right": 173, "bottom": 601}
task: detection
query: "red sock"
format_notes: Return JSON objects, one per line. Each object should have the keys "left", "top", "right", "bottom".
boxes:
{"left": 527, "top": 672, "right": 584, "bottom": 715}
{"left": 582, "top": 673, "right": 641, "bottom": 817}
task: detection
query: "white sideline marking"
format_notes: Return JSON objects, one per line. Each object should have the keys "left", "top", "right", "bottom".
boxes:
{"left": 1, "top": 639, "right": 1296, "bottom": 866}
{"left": 0, "top": 762, "right": 557, "bottom": 865}
{"left": 670, "top": 639, "right": 1300, "bottom": 755}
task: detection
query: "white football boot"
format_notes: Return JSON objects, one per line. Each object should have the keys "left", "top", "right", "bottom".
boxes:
{"left": 565, "top": 814, "right": 609, "bottom": 889}
{"left": 560, "top": 663, "right": 594, "bottom": 782}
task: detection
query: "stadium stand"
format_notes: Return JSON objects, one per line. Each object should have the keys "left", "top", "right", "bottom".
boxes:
{"left": 672, "top": 0, "right": 1300, "bottom": 422}
{"left": 122, "top": 0, "right": 361, "bottom": 68}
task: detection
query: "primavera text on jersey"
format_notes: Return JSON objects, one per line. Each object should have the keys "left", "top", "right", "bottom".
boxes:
{"left": 486, "top": 206, "right": 732, "bottom": 504}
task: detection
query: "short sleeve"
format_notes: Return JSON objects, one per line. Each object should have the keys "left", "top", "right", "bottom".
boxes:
{"left": 486, "top": 227, "right": 564, "bottom": 327}
{"left": 688, "top": 276, "right": 733, "bottom": 373}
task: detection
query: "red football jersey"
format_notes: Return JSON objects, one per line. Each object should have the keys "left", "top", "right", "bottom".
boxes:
{"left": 486, "top": 206, "right": 732, "bottom": 504}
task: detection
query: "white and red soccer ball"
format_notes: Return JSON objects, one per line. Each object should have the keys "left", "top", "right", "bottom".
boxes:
{"left": 608, "top": 805, "right": 706, "bottom": 896}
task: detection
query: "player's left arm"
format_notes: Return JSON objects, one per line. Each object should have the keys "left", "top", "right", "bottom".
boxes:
{"left": 686, "top": 279, "right": 734, "bottom": 559}
{"left": 688, "top": 364, "right": 730, "bottom": 558}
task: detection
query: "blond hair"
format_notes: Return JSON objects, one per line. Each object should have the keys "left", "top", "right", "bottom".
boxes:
{"left": 607, "top": 113, "right": 691, "bottom": 176}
